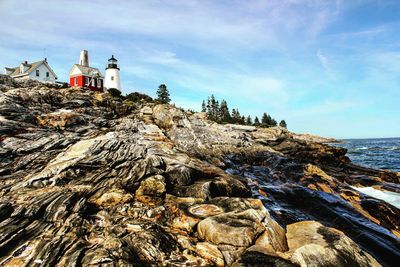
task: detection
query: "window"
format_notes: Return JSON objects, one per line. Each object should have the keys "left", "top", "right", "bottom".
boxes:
{"left": 46, "top": 72, "right": 49, "bottom": 77}
{"left": 74, "top": 77, "right": 78, "bottom": 85}
{"left": 91, "top": 78, "right": 95, "bottom": 86}
{"left": 36, "top": 70, "right": 39, "bottom": 77}
{"left": 97, "top": 79, "right": 102, "bottom": 88}
{"left": 85, "top": 77, "right": 89, "bottom": 86}
{"left": 111, "top": 76, "right": 114, "bottom": 81}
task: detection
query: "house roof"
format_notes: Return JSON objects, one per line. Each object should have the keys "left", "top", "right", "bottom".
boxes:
{"left": 6, "top": 60, "right": 58, "bottom": 79}
{"left": 69, "top": 64, "right": 104, "bottom": 78}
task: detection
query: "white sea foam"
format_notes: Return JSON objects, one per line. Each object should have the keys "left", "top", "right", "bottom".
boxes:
{"left": 351, "top": 186, "right": 400, "bottom": 209}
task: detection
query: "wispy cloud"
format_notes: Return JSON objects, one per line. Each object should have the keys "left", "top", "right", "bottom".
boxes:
{"left": 317, "top": 49, "right": 336, "bottom": 80}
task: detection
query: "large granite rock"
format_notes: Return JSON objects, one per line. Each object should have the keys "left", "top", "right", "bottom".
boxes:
{"left": 197, "top": 208, "right": 266, "bottom": 247}
{"left": 286, "top": 221, "right": 381, "bottom": 267}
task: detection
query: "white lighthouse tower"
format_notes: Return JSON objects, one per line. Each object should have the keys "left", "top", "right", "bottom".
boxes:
{"left": 105, "top": 55, "right": 121, "bottom": 91}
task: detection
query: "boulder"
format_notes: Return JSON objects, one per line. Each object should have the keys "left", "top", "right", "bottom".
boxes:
{"left": 135, "top": 175, "right": 166, "bottom": 198}
{"left": 286, "top": 221, "right": 381, "bottom": 267}
{"left": 255, "top": 216, "right": 288, "bottom": 254}
{"left": 135, "top": 175, "right": 166, "bottom": 205}
{"left": 232, "top": 245, "right": 296, "bottom": 267}
{"left": 218, "top": 244, "right": 246, "bottom": 266}
{"left": 188, "top": 204, "right": 224, "bottom": 218}
{"left": 197, "top": 209, "right": 266, "bottom": 247}
{"left": 152, "top": 104, "right": 174, "bottom": 129}
{"left": 194, "top": 242, "right": 225, "bottom": 267}
{"left": 139, "top": 106, "right": 153, "bottom": 124}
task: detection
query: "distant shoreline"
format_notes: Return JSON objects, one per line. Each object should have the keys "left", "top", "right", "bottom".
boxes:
{"left": 340, "top": 137, "right": 400, "bottom": 141}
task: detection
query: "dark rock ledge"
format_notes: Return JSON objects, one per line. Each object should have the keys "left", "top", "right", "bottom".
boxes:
{"left": 0, "top": 75, "right": 399, "bottom": 266}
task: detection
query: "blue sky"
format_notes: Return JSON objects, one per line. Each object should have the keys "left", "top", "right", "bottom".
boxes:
{"left": 0, "top": 0, "right": 399, "bottom": 138}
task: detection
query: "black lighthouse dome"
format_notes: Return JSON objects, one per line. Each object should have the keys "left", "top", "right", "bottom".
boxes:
{"left": 106, "top": 55, "right": 119, "bottom": 70}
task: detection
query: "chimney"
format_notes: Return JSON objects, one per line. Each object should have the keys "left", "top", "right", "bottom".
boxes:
{"left": 24, "top": 61, "right": 28, "bottom": 64}
{"left": 79, "top": 50, "right": 89, "bottom": 67}
{"left": 44, "top": 58, "right": 47, "bottom": 63}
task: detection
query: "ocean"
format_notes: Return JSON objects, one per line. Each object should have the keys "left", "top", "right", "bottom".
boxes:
{"left": 335, "top": 137, "right": 400, "bottom": 172}
{"left": 334, "top": 138, "right": 400, "bottom": 208}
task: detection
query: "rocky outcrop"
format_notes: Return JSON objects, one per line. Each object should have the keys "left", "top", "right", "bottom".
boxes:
{"left": 285, "top": 221, "right": 381, "bottom": 267}
{"left": 0, "top": 76, "right": 399, "bottom": 266}
{"left": 290, "top": 132, "right": 338, "bottom": 143}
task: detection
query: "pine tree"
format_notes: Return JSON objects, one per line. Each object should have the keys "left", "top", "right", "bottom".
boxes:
{"left": 254, "top": 116, "right": 260, "bottom": 126}
{"left": 231, "top": 108, "right": 242, "bottom": 124}
{"left": 279, "top": 120, "right": 287, "bottom": 128}
{"left": 220, "top": 100, "right": 231, "bottom": 122}
{"left": 210, "top": 95, "right": 217, "bottom": 119}
{"left": 206, "top": 97, "right": 211, "bottom": 116}
{"left": 246, "top": 116, "right": 252, "bottom": 125}
{"left": 261, "top": 113, "right": 278, "bottom": 127}
{"left": 231, "top": 109, "right": 237, "bottom": 123}
{"left": 261, "top": 113, "right": 269, "bottom": 126}
{"left": 201, "top": 100, "right": 206, "bottom": 112}
{"left": 215, "top": 100, "right": 220, "bottom": 121}
{"left": 156, "top": 84, "right": 171, "bottom": 104}
{"left": 241, "top": 115, "right": 246, "bottom": 125}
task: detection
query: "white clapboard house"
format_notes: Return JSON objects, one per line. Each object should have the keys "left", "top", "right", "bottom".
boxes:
{"left": 3, "top": 59, "right": 58, "bottom": 83}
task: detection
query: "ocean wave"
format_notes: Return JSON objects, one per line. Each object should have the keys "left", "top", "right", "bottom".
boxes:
{"left": 354, "top": 146, "right": 400, "bottom": 151}
{"left": 355, "top": 146, "right": 370, "bottom": 150}
{"left": 351, "top": 186, "right": 400, "bottom": 209}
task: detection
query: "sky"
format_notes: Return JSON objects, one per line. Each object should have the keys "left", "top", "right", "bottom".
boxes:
{"left": 0, "top": 0, "right": 399, "bottom": 139}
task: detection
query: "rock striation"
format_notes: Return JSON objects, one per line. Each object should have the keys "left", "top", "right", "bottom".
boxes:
{"left": 0, "top": 75, "right": 399, "bottom": 266}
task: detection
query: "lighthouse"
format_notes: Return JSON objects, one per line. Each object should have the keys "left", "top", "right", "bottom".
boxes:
{"left": 105, "top": 55, "right": 121, "bottom": 91}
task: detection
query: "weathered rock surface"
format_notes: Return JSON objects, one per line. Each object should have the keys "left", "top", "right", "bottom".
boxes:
{"left": 289, "top": 132, "right": 338, "bottom": 143}
{"left": 286, "top": 221, "right": 381, "bottom": 267}
{"left": 197, "top": 209, "right": 266, "bottom": 247}
{"left": 0, "top": 75, "right": 399, "bottom": 266}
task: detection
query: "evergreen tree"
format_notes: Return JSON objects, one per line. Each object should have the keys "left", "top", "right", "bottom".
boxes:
{"left": 210, "top": 95, "right": 217, "bottom": 119}
{"left": 231, "top": 108, "right": 242, "bottom": 124}
{"left": 261, "top": 112, "right": 278, "bottom": 127}
{"left": 206, "top": 97, "right": 211, "bottom": 116}
{"left": 261, "top": 113, "right": 269, "bottom": 126}
{"left": 215, "top": 100, "right": 220, "bottom": 121}
{"left": 201, "top": 100, "right": 206, "bottom": 112}
{"left": 220, "top": 100, "right": 231, "bottom": 122}
{"left": 156, "top": 84, "right": 171, "bottom": 104}
{"left": 241, "top": 115, "right": 246, "bottom": 125}
{"left": 279, "top": 120, "right": 287, "bottom": 128}
{"left": 246, "top": 116, "right": 252, "bottom": 125}
{"left": 201, "top": 95, "right": 281, "bottom": 127}
{"left": 231, "top": 109, "right": 237, "bottom": 123}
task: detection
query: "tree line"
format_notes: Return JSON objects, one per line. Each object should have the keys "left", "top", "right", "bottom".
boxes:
{"left": 110, "top": 85, "right": 287, "bottom": 128}
{"left": 201, "top": 95, "right": 287, "bottom": 128}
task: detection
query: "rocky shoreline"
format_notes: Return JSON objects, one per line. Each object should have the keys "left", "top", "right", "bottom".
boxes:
{"left": 0, "top": 76, "right": 399, "bottom": 266}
